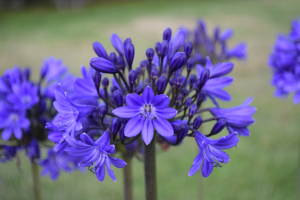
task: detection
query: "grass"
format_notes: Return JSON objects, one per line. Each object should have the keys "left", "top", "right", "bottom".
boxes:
{"left": 1, "top": 0, "right": 300, "bottom": 199}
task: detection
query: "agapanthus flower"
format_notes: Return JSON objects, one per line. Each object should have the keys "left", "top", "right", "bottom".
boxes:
{"left": 112, "top": 86, "right": 177, "bottom": 145}
{"left": 41, "top": 57, "right": 68, "bottom": 82}
{"left": 0, "top": 145, "right": 19, "bottom": 162}
{"left": 65, "top": 131, "right": 127, "bottom": 182}
{"left": 188, "top": 131, "right": 239, "bottom": 178}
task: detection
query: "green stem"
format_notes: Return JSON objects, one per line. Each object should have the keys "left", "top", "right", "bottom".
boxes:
{"left": 31, "top": 162, "right": 42, "bottom": 200}
{"left": 123, "top": 154, "right": 133, "bottom": 200}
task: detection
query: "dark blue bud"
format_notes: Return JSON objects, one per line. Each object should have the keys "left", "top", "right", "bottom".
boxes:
{"left": 93, "top": 42, "right": 108, "bottom": 59}
{"left": 197, "top": 91, "right": 206, "bottom": 107}
{"left": 210, "top": 119, "right": 226, "bottom": 136}
{"left": 117, "top": 56, "right": 125, "bottom": 71}
{"left": 193, "top": 116, "right": 202, "bottom": 129}
{"left": 108, "top": 52, "right": 117, "bottom": 65}
{"left": 134, "top": 86, "right": 144, "bottom": 95}
{"left": 174, "top": 73, "right": 182, "bottom": 88}
{"left": 99, "top": 105, "right": 108, "bottom": 117}
{"left": 155, "top": 42, "right": 162, "bottom": 57}
{"left": 169, "top": 77, "right": 175, "bottom": 87}
{"left": 189, "top": 104, "right": 197, "bottom": 118}
{"left": 124, "top": 38, "right": 132, "bottom": 47}
{"left": 156, "top": 75, "right": 167, "bottom": 94}
{"left": 119, "top": 125, "right": 126, "bottom": 143}
{"left": 140, "top": 60, "right": 149, "bottom": 71}
{"left": 145, "top": 77, "right": 150, "bottom": 85}
{"left": 162, "top": 66, "right": 168, "bottom": 75}
{"left": 170, "top": 52, "right": 187, "bottom": 72}
{"left": 113, "top": 90, "right": 123, "bottom": 107}
{"left": 186, "top": 58, "right": 195, "bottom": 72}
{"left": 214, "top": 26, "right": 220, "bottom": 41}
{"left": 146, "top": 48, "right": 155, "bottom": 61}
{"left": 184, "top": 42, "right": 193, "bottom": 59}
{"left": 161, "top": 40, "right": 169, "bottom": 58}
{"left": 23, "top": 67, "right": 30, "bottom": 81}
{"left": 125, "top": 43, "right": 135, "bottom": 68}
{"left": 176, "top": 126, "right": 188, "bottom": 144}
{"left": 111, "top": 33, "right": 125, "bottom": 56}
{"left": 189, "top": 74, "right": 197, "bottom": 89}
{"left": 102, "top": 77, "right": 109, "bottom": 89}
{"left": 163, "top": 28, "right": 172, "bottom": 42}
{"left": 90, "top": 57, "right": 119, "bottom": 74}
{"left": 176, "top": 94, "right": 182, "bottom": 103}
{"left": 93, "top": 72, "right": 102, "bottom": 90}
{"left": 196, "top": 68, "right": 210, "bottom": 91}
{"left": 151, "top": 68, "right": 159, "bottom": 80}
{"left": 135, "top": 67, "right": 142, "bottom": 76}
{"left": 184, "top": 97, "right": 192, "bottom": 108}
{"left": 128, "top": 70, "right": 137, "bottom": 85}
{"left": 110, "top": 85, "right": 118, "bottom": 94}
{"left": 181, "top": 88, "right": 188, "bottom": 97}
{"left": 111, "top": 117, "right": 121, "bottom": 138}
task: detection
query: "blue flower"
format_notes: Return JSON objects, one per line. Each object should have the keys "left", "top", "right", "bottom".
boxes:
{"left": 210, "top": 97, "right": 256, "bottom": 136}
{"left": 65, "top": 130, "right": 127, "bottom": 182}
{"left": 7, "top": 81, "right": 39, "bottom": 110}
{"left": 0, "top": 145, "right": 19, "bottom": 162}
{"left": 112, "top": 86, "right": 177, "bottom": 145}
{"left": 188, "top": 131, "right": 239, "bottom": 178}
{"left": 41, "top": 57, "right": 67, "bottom": 82}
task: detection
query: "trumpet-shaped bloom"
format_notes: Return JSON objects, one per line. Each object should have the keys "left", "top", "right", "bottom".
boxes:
{"left": 112, "top": 86, "right": 177, "bottom": 145}
{"left": 41, "top": 57, "right": 67, "bottom": 82}
{"left": 65, "top": 131, "right": 127, "bottom": 182}
{"left": 188, "top": 131, "right": 239, "bottom": 178}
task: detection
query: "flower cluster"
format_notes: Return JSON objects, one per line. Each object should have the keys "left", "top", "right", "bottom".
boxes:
{"left": 269, "top": 19, "right": 300, "bottom": 104}
{"left": 0, "top": 57, "right": 82, "bottom": 180}
{"left": 49, "top": 22, "right": 256, "bottom": 181}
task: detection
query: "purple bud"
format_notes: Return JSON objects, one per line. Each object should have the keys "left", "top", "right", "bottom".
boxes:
{"left": 193, "top": 116, "right": 202, "bottom": 129}
{"left": 134, "top": 86, "right": 143, "bottom": 95}
{"left": 128, "top": 70, "right": 137, "bottom": 85}
{"left": 151, "top": 68, "right": 159, "bottom": 80}
{"left": 197, "top": 91, "right": 206, "bottom": 107}
{"left": 184, "top": 42, "right": 193, "bottom": 59}
{"left": 186, "top": 58, "right": 195, "bottom": 73}
{"left": 99, "top": 105, "right": 108, "bottom": 117}
{"left": 174, "top": 73, "right": 182, "bottom": 88}
{"left": 170, "top": 52, "right": 187, "bottom": 72}
{"left": 184, "top": 97, "right": 192, "bottom": 108}
{"left": 140, "top": 60, "right": 149, "bottom": 71}
{"left": 196, "top": 68, "right": 210, "bottom": 91}
{"left": 102, "top": 77, "right": 109, "bottom": 89}
{"left": 111, "top": 117, "right": 121, "bottom": 138}
{"left": 124, "top": 38, "right": 132, "bottom": 47}
{"left": 117, "top": 56, "right": 125, "bottom": 71}
{"left": 93, "top": 72, "right": 102, "bottom": 90}
{"left": 110, "top": 85, "right": 118, "bottom": 94}
{"left": 220, "top": 29, "right": 233, "bottom": 41}
{"left": 162, "top": 66, "right": 168, "bottom": 75}
{"left": 113, "top": 90, "right": 123, "bottom": 107}
{"left": 176, "top": 94, "right": 182, "bottom": 103}
{"left": 210, "top": 119, "right": 226, "bottom": 136}
{"left": 214, "top": 26, "right": 220, "bottom": 41}
{"left": 111, "top": 33, "right": 125, "bottom": 56}
{"left": 146, "top": 48, "right": 155, "bottom": 61}
{"left": 181, "top": 88, "right": 188, "bottom": 97}
{"left": 163, "top": 28, "right": 172, "bottom": 42}
{"left": 189, "top": 104, "right": 197, "bottom": 118}
{"left": 108, "top": 52, "right": 117, "bottom": 65}
{"left": 135, "top": 67, "right": 142, "bottom": 76}
{"left": 119, "top": 125, "right": 125, "bottom": 143}
{"left": 169, "top": 77, "right": 175, "bottom": 87}
{"left": 155, "top": 42, "right": 162, "bottom": 57}
{"left": 93, "top": 42, "right": 108, "bottom": 59}
{"left": 125, "top": 43, "right": 135, "bottom": 68}
{"left": 156, "top": 75, "right": 167, "bottom": 94}
{"left": 23, "top": 68, "right": 30, "bottom": 81}
{"left": 189, "top": 74, "right": 197, "bottom": 89}
{"left": 161, "top": 40, "right": 169, "bottom": 58}
{"left": 90, "top": 57, "right": 119, "bottom": 74}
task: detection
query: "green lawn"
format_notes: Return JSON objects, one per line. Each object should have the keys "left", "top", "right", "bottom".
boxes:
{"left": 1, "top": 0, "right": 300, "bottom": 199}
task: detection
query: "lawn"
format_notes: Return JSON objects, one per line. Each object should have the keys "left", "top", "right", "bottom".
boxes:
{"left": 0, "top": 0, "right": 300, "bottom": 199}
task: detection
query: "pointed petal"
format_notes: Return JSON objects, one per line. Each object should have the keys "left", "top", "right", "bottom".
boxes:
{"left": 124, "top": 115, "right": 145, "bottom": 137}
{"left": 80, "top": 133, "right": 96, "bottom": 145}
{"left": 108, "top": 156, "right": 127, "bottom": 168}
{"left": 142, "top": 86, "right": 154, "bottom": 104}
{"left": 95, "top": 165, "right": 106, "bottom": 182}
{"left": 155, "top": 108, "right": 178, "bottom": 119}
{"left": 126, "top": 93, "right": 144, "bottom": 108}
{"left": 153, "top": 117, "right": 173, "bottom": 137}
{"left": 112, "top": 106, "right": 140, "bottom": 118}
{"left": 201, "top": 158, "right": 213, "bottom": 178}
{"left": 142, "top": 120, "right": 154, "bottom": 145}
{"left": 151, "top": 94, "right": 170, "bottom": 109}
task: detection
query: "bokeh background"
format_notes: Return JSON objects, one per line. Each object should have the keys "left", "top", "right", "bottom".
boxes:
{"left": 0, "top": 0, "right": 300, "bottom": 199}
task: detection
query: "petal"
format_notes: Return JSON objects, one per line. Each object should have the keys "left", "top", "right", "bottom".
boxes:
{"left": 293, "top": 91, "right": 300, "bottom": 104}
{"left": 210, "top": 62, "right": 234, "bottom": 78}
{"left": 105, "top": 159, "right": 117, "bottom": 182}
{"left": 2, "top": 128, "right": 12, "bottom": 141}
{"left": 13, "top": 127, "right": 22, "bottom": 140}
{"left": 153, "top": 117, "right": 173, "bottom": 137}
{"left": 155, "top": 108, "right": 178, "bottom": 119}
{"left": 228, "top": 126, "right": 250, "bottom": 137}
{"left": 142, "top": 120, "right": 154, "bottom": 145}
{"left": 112, "top": 106, "right": 140, "bottom": 118}
{"left": 211, "top": 132, "right": 239, "bottom": 149}
{"left": 65, "top": 146, "right": 95, "bottom": 157}
{"left": 80, "top": 133, "right": 96, "bottom": 146}
{"left": 201, "top": 158, "right": 213, "bottom": 178}
{"left": 95, "top": 165, "right": 106, "bottom": 182}
{"left": 95, "top": 130, "right": 111, "bottom": 147}
{"left": 142, "top": 86, "right": 154, "bottom": 104}
{"left": 126, "top": 93, "right": 144, "bottom": 108}
{"left": 124, "top": 115, "right": 145, "bottom": 137}
{"left": 108, "top": 156, "right": 127, "bottom": 168}
{"left": 151, "top": 94, "right": 170, "bottom": 109}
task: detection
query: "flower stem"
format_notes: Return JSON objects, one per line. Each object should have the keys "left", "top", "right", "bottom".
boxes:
{"left": 31, "top": 162, "right": 42, "bottom": 200}
{"left": 143, "top": 136, "right": 157, "bottom": 200}
{"left": 122, "top": 153, "right": 133, "bottom": 200}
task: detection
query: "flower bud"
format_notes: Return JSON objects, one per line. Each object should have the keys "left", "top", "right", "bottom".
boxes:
{"left": 90, "top": 57, "right": 119, "bottom": 74}
{"left": 111, "top": 117, "right": 121, "bottom": 139}
{"left": 111, "top": 33, "right": 124, "bottom": 56}
{"left": 125, "top": 43, "right": 135, "bottom": 68}
{"left": 184, "top": 97, "right": 192, "bottom": 108}
{"left": 197, "top": 91, "right": 206, "bottom": 107}
{"left": 161, "top": 40, "right": 169, "bottom": 58}
{"left": 196, "top": 68, "right": 210, "bottom": 91}
{"left": 186, "top": 58, "right": 195, "bottom": 73}
{"left": 163, "top": 28, "right": 172, "bottom": 42}
{"left": 23, "top": 67, "right": 30, "bottom": 81}
{"left": 134, "top": 86, "right": 143, "bottom": 95}
{"left": 102, "top": 77, "right": 109, "bottom": 89}
{"left": 210, "top": 119, "right": 226, "bottom": 136}
{"left": 93, "top": 72, "right": 101, "bottom": 90}
{"left": 193, "top": 116, "right": 202, "bottom": 129}
{"left": 99, "top": 105, "right": 108, "bottom": 118}
{"left": 155, "top": 42, "right": 162, "bottom": 57}
{"left": 110, "top": 85, "right": 118, "bottom": 94}
{"left": 93, "top": 42, "right": 108, "bottom": 59}
{"left": 181, "top": 88, "right": 188, "bottom": 98}
{"left": 189, "top": 74, "right": 197, "bottom": 89}
{"left": 174, "top": 73, "right": 182, "bottom": 88}
{"left": 169, "top": 77, "right": 175, "bottom": 87}
{"left": 117, "top": 56, "right": 125, "bottom": 71}
{"left": 128, "top": 70, "right": 137, "bottom": 85}
{"left": 214, "top": 26, "right": 220, "bottom": 41}
{"left": 113, "top": 90, "right": 123, "bottom": 107}
{"left": 151, "top": 68, "right": 159, "bottom": 80}
{"left": 146, "top": 48, "right": 155, "bottom": 61}
{"left": 135, "top": 67, "right": 142, "bottom": 77}
{"left": 140, "top": 60, "right": 149, "bottom": 71}
{"left": 184, "top": 42, "right": 193, "bottom": 59}
{"left": 108, "top": 52, "right": 117, "bottom": 65}
{"left": 170, "top": 52, "right": 187, "bottom": 72}
{"left": 176, "top": 94, "right": 182, "bottom": 103}
{"left": 119, "top": 125, "right": 126, "bottom": 144}
{"left": 189, "top": 104, "right": 197, "bottom": 118}
{"left": 124, "top": 38, "right": 132, "bottom": 47}
{"left": 156, "top": 75, "right": 167, "bottom": 94}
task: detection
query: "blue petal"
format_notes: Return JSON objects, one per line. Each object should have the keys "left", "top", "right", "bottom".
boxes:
{"left": 153, "top": 117, "right": 173, "bottom": 137}
{"left": 105, "top": 159, "right": 117, "bottom": 182}
{"left": 95, "top": 165, "right": 106, "bottom": 182}
{"left": 80, "top": 133, "right": 96, "bottom": 145}
{"left": 201, "top": 158, "right": 213, "bottom": 178}
{"left": 126, "top": 93, "right": 144, "bottom": 108}
{"left": 124, "top": 115, "right": 145, "bottom": 137}
{"left": 142, "top": 86, "right": 154, "bottom": 104}
{"left": 155, "top": 108, "right": 177, "bottom": 119}
{"left": 293, "top": 91, "right": 300, "bottom": 104}
{"left": 151, "top": 94, "right": 170, "bottom": 109}
{"left": 211, "top": 133, "right": 239, "bottom": 149}
{"left": 142, "top": 119, "right": 154, "bottom": 145}
{"left": 95, "top": 130, "right": 111, "bottom": 147}
{"left": 112, "top": 106, "right": 140, "bottom": 118}
{"left": 108, "top": 156, "right": 127, "bottom": 168}
{"left": 111, "top": 33, "right": 124, "bottom": 56}
{"left": 210, "top": 62, "right": 234, "bottom": 78}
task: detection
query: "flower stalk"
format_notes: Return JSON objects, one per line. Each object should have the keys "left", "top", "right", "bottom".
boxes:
{"left": 122, "top": 153, "right": 133, "bottom": 200}
{"left": 31, "top": 162, "right": 42, "bottom": 200}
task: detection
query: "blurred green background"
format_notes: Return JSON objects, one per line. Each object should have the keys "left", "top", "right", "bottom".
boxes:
{"left": 1, "top": 0, "right": 300, "bottom": 199}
